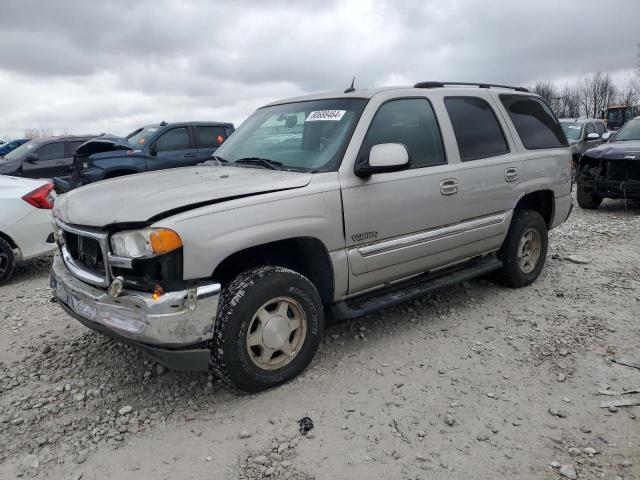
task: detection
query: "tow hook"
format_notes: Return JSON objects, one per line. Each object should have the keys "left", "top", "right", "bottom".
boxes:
{"left": 107, "top": 276, "right": 124, "bottom": 298}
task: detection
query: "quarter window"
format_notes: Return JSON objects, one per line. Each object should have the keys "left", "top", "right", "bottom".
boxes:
{"left": 444, "top": 97, "right": 509, "bottom": 161}
{"left": 155, "top": 127, "right": 191, "bottom": 152}
{"left": 499, "top": 95, "right": 568, "bottom": 149}
{"left": 360, "top": 98, "right": 446, "bottom": 168}
{"left": 195, "top": 126, "right": 228, "bottom": 148}
{"left": 35, "top": 142, "right": 65, "bottom": 161}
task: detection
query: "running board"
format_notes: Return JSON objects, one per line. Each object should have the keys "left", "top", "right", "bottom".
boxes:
{"left": 331, "top": 257, "right": 502, "bottom": 320}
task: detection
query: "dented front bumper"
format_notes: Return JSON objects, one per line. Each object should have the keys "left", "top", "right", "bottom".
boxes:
{"left": 50, "top": 253, "right": 219, "bottom": 370}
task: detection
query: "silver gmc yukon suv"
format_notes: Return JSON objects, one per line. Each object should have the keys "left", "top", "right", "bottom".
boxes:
{"left": 51, "top": 81, "right": 573, "bottom": 391}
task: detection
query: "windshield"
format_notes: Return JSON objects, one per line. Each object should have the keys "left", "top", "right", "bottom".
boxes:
{"left": 611, "top": 118, "right": 640, "bottom": 142}
{"left": 4, "top": 140, "right": 37, "bottom": 160}
{"left": 607, "top": 109, "right": 624, "bottom": 124}
{"left": 126, "top": 126, "right": 160, "bottom": 147}
{"left": 213, "top": 98, "right": 367, "bottom": 172}
{"left": 561, "top": 123, "right": 583, "bottom": 141}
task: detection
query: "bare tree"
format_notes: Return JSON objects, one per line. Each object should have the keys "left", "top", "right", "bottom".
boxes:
{"left": 531, "top": 81, "right": 561, "bottom": 116}
{"left": 24, "top": 125, "right": 53, "bottom": 139}
{"left": 556, "top": 84, "right": 581, "bottom": 119}
{"left": 579, "top": 72, "right": 617, "bottom": 118}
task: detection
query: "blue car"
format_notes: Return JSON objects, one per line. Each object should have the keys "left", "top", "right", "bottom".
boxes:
{"left": 53, "top": 121, "right": 234, "bottom": 192}
{"left": 0, "top": 138, "right": 29, "bottom": 156}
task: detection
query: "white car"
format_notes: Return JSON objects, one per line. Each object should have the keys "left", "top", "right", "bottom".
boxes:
{"left": 0, "top": 175, "right": 57, "bottom": 283}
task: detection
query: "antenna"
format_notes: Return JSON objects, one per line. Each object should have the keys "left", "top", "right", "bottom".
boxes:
{"left": 344, "top": 77, "right": 355, "bottom": 93}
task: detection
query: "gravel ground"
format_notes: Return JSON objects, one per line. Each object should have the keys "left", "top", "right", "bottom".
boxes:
{"left": 1, "top": 198, "right": 639, "bottom": 480}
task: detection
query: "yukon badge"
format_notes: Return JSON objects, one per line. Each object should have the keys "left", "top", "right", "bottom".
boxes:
{"left": 351, "top": 231, "right": 378, "bottom": 243}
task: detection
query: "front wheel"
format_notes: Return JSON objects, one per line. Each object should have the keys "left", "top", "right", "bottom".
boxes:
{"left": 211, "top": 266, "right": 324, "bottom": 392}
{"left": 495, "top": 210, "right": 548, "bottom": 288}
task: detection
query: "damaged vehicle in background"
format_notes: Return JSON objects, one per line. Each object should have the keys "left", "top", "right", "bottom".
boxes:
{"left": 560, "top": 118, "right": 609, "bottom": 167}
{"left": 577, "top": 116, "right": 640, "bottom": 209}
{"left": 53, "top": 121, "right": 234, "bottom": 192}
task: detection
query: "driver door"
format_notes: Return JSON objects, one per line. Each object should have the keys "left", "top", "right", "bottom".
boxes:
{"left": 21, "top": 141, "right": 66, "bottom": 179}
{"left": 147, "top": 127, "right": 200, "bottom": 171}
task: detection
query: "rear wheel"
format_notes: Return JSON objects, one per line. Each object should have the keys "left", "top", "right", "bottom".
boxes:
{"left": 576, "top": 176, "right": 603, "bottom": 209}
{"left": 211, "top": 266, "right": 324, "bottom": 392}
{"left": 0, "top": 237, "right": 16, "bottom": 284}
{"left": 496, "top": 210, "right": 548, "bottom": 287}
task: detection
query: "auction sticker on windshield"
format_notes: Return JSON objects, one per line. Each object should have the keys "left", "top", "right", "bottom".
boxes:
{"left": 306, "top": 110, "right": 346, "bottom": 122}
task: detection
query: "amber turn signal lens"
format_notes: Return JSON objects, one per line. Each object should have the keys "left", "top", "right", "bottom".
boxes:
{"left": 152, "top": 285, "right": 164, "bottom": 300}
{"left": 149, "top": 229, "right": 182, "bottom": 254}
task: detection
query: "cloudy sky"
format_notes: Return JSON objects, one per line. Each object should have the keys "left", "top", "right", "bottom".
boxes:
{"left": 1, "top": 0, "right": 639, "bottom": 139}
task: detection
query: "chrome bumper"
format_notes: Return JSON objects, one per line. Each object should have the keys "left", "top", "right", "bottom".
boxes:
{"left": 51, "top": 253, "right": 220, "bottom": 348}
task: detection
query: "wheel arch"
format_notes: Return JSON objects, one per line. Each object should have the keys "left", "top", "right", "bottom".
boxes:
{"left": 211, "top": 236, "right": 335, "bottom": 304}
{"left": 514, "top": 189, "right": 554, "bottom": 228}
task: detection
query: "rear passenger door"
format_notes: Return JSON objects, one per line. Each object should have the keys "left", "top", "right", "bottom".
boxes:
{"left": 148, "top": 127, "right": 200, "bottom": 171}
{"left": 194, "top": 125, "right": 229, "bottom": 161}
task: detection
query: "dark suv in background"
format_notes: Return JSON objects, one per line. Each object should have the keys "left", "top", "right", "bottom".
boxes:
{"left": 0, "top": 135, "right": 95, "bottom": 179}
{"left": 54, "top": 121, "right": 234, "bottom": 192}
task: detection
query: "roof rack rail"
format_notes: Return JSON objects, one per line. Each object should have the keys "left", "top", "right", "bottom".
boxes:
{"left": 414, "top": 81, "right": 529, "bottom": 93}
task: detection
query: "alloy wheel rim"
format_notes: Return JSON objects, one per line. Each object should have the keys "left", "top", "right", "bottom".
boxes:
{"left": 517, "top": 227, "right": 542, "bottom": 274}
{"left": 246, "top": 296, "right": 307, "bottom": 370}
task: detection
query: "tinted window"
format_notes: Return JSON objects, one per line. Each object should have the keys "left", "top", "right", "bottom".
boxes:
{"left": 585, "top": 123, "right": 596, "bottom": 136}
{"left": 444, "top": 97, "right": 509, "bottom": 161}
{"left": 360, "top": 98, "right": 446, "bottom": 168}
{"left": 500, "top": 95, "right": 568, "bottom": 149}
{"left": 595, "top": 122, "right": 606, "bottom": 135}
{"left": 155, "top": 127, "right": 190, "bottom": 151}
{"left": 35, "top": 142, "right": 65, "bottom": 161}
{"left": 195, "top": 126, "right": 227, "bottom": 148}
{"left": 69, "top": 141, "right": 86, "bottom": 154}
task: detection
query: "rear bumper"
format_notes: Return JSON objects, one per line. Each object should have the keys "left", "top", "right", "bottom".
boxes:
{"left": 50, "top": 253, "right": 218, "bottom": 371}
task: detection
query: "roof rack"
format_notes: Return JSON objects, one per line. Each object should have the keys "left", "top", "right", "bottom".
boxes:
{"left": 414, "top": 81, "right": 529, "bottom": 93}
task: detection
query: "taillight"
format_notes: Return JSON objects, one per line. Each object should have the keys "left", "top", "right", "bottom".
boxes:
{"left": 22, "top": 183, "right": 55, "bottom": 209}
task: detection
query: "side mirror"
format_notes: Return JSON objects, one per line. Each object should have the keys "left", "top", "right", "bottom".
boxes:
{"left": 25, "top": 153, "right": 38, "bottom": 163}
{"left": 355, "top": 143, "right": 409, "bottom": 177}
{"left": 601, "top": 132, "right": 611, "bottom": 141}
{"left": 587, "top": 133, "right": 600, "bottom": 140}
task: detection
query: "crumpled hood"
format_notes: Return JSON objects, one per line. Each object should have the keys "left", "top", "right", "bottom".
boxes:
{"left": 54, "top": 166, "right": 312, "bottom": 228}
{"left": 75, "top": 135, "right": 133, "bottom": 157}
{"left": 584, "top": 140, "right": 640, "bottom": 160}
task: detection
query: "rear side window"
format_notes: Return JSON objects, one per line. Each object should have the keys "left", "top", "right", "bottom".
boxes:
{"left": 195, "top": 126, "right": 228, "bottom": 148}
{"left": 500, "top": 95, "right": 567, "bottom": 149}
{"left": 595, "top": 122, "right": 606, "bottom": 135}
{"left": 444, "top": 97, "right": 509, "bottom": 161}
{"left": 35, "top": 142, "right": 65, "bottom": 161}
{"left": 156, "top": 127, "right": 191, "bottom": 152}
{"left": 585, "top": 123, "right": 596, "bottom": 136}
{"left": 360, "top": 98, "right": 446, "bottom": 168}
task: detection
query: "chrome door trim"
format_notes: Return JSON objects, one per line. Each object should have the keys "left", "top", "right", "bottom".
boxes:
{"left": 357, "top": 212, "right": 508, "bottom": 257}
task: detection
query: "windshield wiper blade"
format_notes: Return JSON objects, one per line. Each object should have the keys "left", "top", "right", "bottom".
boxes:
{"left": 234, "top": 157, "right": 283, "bottom": 170}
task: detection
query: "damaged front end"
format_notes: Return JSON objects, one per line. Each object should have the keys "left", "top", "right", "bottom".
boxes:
{"left": 578, "top": 152, "right": 640, "bottom": 199}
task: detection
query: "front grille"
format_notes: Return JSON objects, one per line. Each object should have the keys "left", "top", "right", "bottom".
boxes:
{"left": 63, "top": 231, "right": 106, "bottom": 277}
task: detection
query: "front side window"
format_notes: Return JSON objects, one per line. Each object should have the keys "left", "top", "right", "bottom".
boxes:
{"left": 595, "top": 122, "right": 606, "bottom": 135}
{"left": 213, "top": 98, "right": 367, "bottom": 172}
{"left": 444, "top": 97, "right": 509, "bottom": 161}
{"left": 359, "top": 98, "right": 446, "bottom": 168}
{"left": 195, "top": 126, "right": 227, "bottom": 148}
{"left": 585, "top": 123, "right": 596, "bottom": 136}
{"left": 155, "top": 127, "right": 191, "bottom": 152}
{"left": 36, "top": 142, "right": 65, "bottom": 161}
{"left": 500, "top": 95, "right": 568, "bottom": 149}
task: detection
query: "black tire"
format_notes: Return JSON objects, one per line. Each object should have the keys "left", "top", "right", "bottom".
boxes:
{"left": 495, "top": 210, "right": 548, "bottom": 288}
{"left": 211, "top": 266, "right": 324, "bottom": 392}
{"left": 576, "top": 176, "right": 603, "bottom": 209}
{"left": 0, "top": 236, "right": 16, "bottom": 284}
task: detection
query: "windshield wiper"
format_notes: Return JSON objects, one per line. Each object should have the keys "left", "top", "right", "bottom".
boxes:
{"left": 234, "top": 157, "right": 283, "bottom": 170}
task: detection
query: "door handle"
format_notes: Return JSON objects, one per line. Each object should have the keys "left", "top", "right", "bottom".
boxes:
{"left": 440, "top": 179, "right": 459, "bottom": 195}
{"left": 184, "top": 153, "right": 197, "bottom": 158}
{"left": 504, "top": 167, "right": 518, "bottom": 182}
